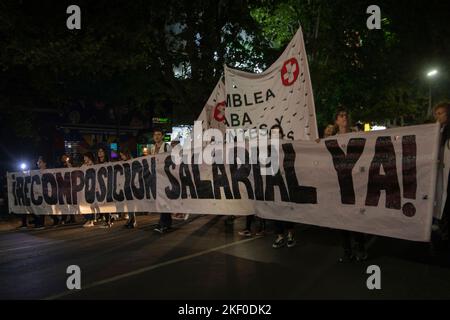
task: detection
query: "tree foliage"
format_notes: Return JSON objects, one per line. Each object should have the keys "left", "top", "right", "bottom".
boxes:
{"left": 0, "top": 0, "right": 449, "bottom": 142}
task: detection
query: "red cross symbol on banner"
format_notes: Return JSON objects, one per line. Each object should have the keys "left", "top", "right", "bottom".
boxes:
{"left": 213, "top": 101, "right": 226, "bottom": 122}
{"left": 281, "top": 58, "right": 300, "bottom": 86}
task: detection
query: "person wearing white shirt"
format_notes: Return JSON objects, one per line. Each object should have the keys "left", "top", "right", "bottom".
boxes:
{"left": 150, "top": 128, "right": 173, "bottom": 233}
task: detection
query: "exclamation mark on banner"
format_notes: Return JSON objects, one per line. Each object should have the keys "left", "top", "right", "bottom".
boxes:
{"left": 402, "top": 135, "right": 417, "bottom": 217}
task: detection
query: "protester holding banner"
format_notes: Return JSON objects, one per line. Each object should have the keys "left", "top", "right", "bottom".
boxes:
{"left": 81, "top": 152, "right": 97, "bottom": 228}
{"left": 324, "top": 108, "right": 368, "bottom": 262}
{"left": 238, "top": 215, "right": 266, "bottom": 237}
{"left": 118, "top": 149, "right": 138, "bottom": 229}
{"left": 434, "top": 102, "right": 450, "bottom": 248}
{"left": 31, "top": 156, "right": 60, "bottom": 228}
{"left": 31, "top": 156, "right": 47, "bottom": 229}
{"left": 97, "top": 146, "right": 114, "bottom": 228}
{"left": 151, "top": 128, "right": 173, "bottom": 234}
{"left": 59, "top": 154, "right": 76, "bottom": 225}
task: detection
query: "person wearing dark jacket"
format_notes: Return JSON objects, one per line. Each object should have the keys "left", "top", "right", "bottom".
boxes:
{"left": 434, "top": 102, "right": 450, "bottom": 248}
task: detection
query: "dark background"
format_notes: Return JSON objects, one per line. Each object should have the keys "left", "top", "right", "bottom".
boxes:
{"left": 0, "top": 0, "right": 449, "bottom": 171}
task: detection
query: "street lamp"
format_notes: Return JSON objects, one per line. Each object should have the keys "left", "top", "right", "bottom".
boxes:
{"left": 426, "top": 69, "right": 438, "bottom": 117}
{"left": 427, "top": 69, "right": 438, "bottom": 77}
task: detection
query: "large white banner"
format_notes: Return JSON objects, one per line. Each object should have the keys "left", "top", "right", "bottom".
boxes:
{"left": 224, "top": 27, "right": 319, "bottom": 141}
{"left": 196, "top": 77, "right": 227, "bottom": 135}
{"left": 7, "top": 124, "right": 439, "bottom": 241}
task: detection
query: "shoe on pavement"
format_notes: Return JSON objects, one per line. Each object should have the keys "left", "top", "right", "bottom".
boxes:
{"left": 154, "top": 226, "right": 170, "bottom": 234}
{"left": 272, "top": 236, "right": 285, "bottom": 248}
{"left": 238, "top": 230, "right": 252, "bottom": 237}
{"left": 100, "top": 222, "right": 112, "bottom": 228}
{"left": 287, "top": 234, "right": 296, "bottom": 248}
{"left": 83, "top": 221, "right": 95, "bottom": 228}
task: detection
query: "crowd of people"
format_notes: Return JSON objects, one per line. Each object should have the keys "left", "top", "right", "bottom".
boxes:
{"left": 18, "top": 128, "right": 176, "bottom": 233}
{"left": 14, "top": 101, "right": 450, "bottom": 263}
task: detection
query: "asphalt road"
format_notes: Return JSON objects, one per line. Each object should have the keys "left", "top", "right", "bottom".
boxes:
{"left": 1, "top": 214, "right": 450, "bottom": 300}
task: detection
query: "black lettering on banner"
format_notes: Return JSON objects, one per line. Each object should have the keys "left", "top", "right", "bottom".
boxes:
{"left": 113, "top": 164, "right": 125, "bottom": 201}
{"left": 365, "top": 136, "right": 401, "bottom": 209}
{"left": 179, "top": 163, "right": 198, "bottom": 199}
{"left": 325, "top": 139, "right": 366, "bottom": 204}
{"left": 251, "top": 146, "right": 264, "bottom": 201}
{"left": 226, "top": 95, "right": 231, "bottom": 108}
{"left": 12, "top": 175, "right": 18, "bottom": 206}
{"left": 16, "top": 177, "right": 24, "bottom": 206}
{"left": 31, "top": 175, "right": 43, "bottom": 205}
{"left": 254, "top": 91, "right": 263, "bottom": 104}
{"left": 264, "top": 145, "right": 289, "bottom": 202}
{"left": 96, "top": 167, "right": 107, "bottom": 202}
{"left": 264, "top": 170, "right": 290, "bottom": 202}
{"left": 231, "top": 114, "right": 240, "bottom": 127}
{"left": 233, "top": 94, "right": 242, "bottom": 107}
{"left": 402, "top": 135, "right": 417, "bottom": 199}
{"left": 56, "top": 172, "right": 72, "bottom": 205}
{"left": 164, "top": 156, "right": 181, "bottom": 199}
{"left": 142, "top": 158, "right": 157, "bottom": 199}
{"left": 242, "top": 113, "right": 252, "bottom": 126}
{"left": 402, "top": 135, "right": 417, "bottom": 217}
{"left": 282, "top": 143, "right": 317, "bottom": 203}
{"left": 71, "top": 170, "right": 84, "bottom": 205}
{"left": 192, "top": 163, "right": 214, "bottom": 199}
{"left": 84, "top": 168, "right": 96, "bottom": 204}
{"left": 131, "top": 161, "right": 145, "bottom": 200}
{"left": 42, "top": 173, "right": 58, "bottom": 205}
{"left": 244, "top": 94, "right": 253, "bottom": 106}
{"left": 123, "top": 163, "right": 133, "bottom": 201}
{"left": 230, "top": 147, "right": 254, "bottom": 199}
{"left": 266, "top": 88, "right": 276, "bottom": 100}
{"left": 23, "top": 176, "right": 31, "bottom": 206}
{"left": 106, "top": 166, "right": 114, "bottom": 202}
{"left": 212, "top": 163, "right": 233, "bottom": 199}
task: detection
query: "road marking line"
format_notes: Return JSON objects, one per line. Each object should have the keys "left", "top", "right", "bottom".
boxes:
{"left": 0, "top": 242, "right": 57, "bottom": 253}
{"left": 44, "top": 236, "right": 261, "bottom": 300}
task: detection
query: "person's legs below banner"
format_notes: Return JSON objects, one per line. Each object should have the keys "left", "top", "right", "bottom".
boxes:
{"left": 100, "top": 213, "right": 112, "bottom": 228}
{"left": 256, "top": 217, "right": 267, "bottom": 236}
{"left": 272, "top": 221, "right": 296, "bottom": 248}
{"left": 50, "top": 215, "right": 60, "bottom": 227}
{"left": 68, "top": 214, "right": 76, "bottom": 224}
{"left": 238, "top": 215, "right": 254, "bottom": 237}
{"left": 339, "top": 230, "right": 354, "bottom": 262}
{"left": 35, "top": 215, "right": 45, "bottom": 229}
{"left": 285, "top": 222, "right": 296, "bottom": 248}
{"left": 154, "top": 213, "right": 172, "bottom": 234}
{"left": 83, "top": 214, "right": 95, "bottom": 228}
{"left": 125, "top": 212, "right": 137, "bottom": 228}
{"left": 353, "top": 231, "right": 368, "bottom": 261}
{"left": 18, "top": 214, "right": 28, "bottom": 229}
